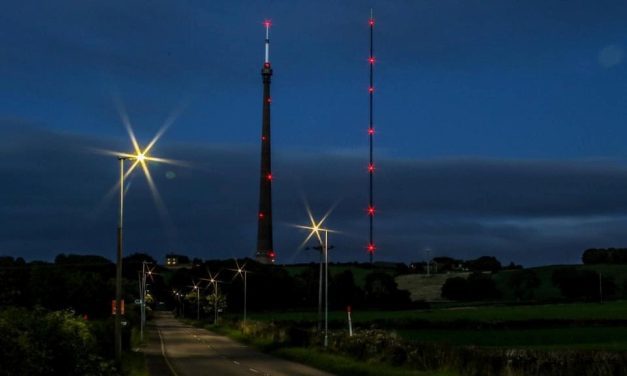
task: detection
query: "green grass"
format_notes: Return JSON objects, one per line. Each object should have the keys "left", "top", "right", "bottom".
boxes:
{"left": 248, "top": 300, "right": 627, "bottom": 324}
{"left": 121, "top": 327, "right": 148, "bottom": 376}
{"left": 398, "top": 326, "right": 627, "bottom": 350}
{"left": 196, "top": 319, "right": 456, "bottom": 376}
{"left": 121, "top": 351, "right": 148, "bottom": 376}
{"left": 275, "top": 347, "right": 456, "bottom": 376}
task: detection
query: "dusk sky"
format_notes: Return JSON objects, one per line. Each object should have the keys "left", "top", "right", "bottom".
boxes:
{"left": 3, "top": 1, "right": 627, "bottom": 266}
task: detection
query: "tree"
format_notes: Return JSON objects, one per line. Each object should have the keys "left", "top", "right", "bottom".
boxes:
{"left": 465, "top": 256, "right": 502, "bottom": 272}
{"left": 329, "top": 270, "right": 364, "bottom": 309}
{"left": 432, "top": 257, "right": 463, "bottom": 272}
{"left": 364, "top": 272, "right": 411, "bottom": 309}
{"left": 441, "top": 273, "right": 500, "bottom": 301}
{"left": 551, "top": 268, "right": 614, "bottom": 300}
{"left": 507, "top": 269, "right": 541, "bottom": 300}
{"left": 441, "top": 277, "right": 467, "bottom": 300}
{"left": 582, "top": 248, "right": 627, "bottom": 264}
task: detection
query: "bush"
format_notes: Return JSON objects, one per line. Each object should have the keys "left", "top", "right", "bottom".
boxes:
{"left": 507, "top": 269, "right": 541, "bottom": 300}
{"left": 0, "top": 308, "right": 117, "bottom": 376}
{"left": 551, "top": 268, "right": 615, "bottom": 301}
{"left": 364, "top": 272, "right": 411, "bottom": 309}
{"left": 441, "top": 273, "right": 500, "bottom": 301}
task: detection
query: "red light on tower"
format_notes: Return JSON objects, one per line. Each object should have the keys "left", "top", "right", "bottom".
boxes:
{"left": 368, "top": 128, "right": 375, "bottom": 135}
{"left": 266, "top": 173, "right": 273, "bottom": 181}
{"left": 369, "top": 86, "right": 374, "bottom": 93}
{"left": 367, "top": 243, "right": 376, "bottom": 253}
{"left": 267, "top": 97, "right": 272, "bottom": 103}
{"left": 369, "top": 19, "right": 375, "bottom": 27}
{"left": 259, "top": 212, "right": 265, "bottom": 219}
{"left": 264, "top": 20, "right": 272, "bottom": 28}
{"left": 369, "top": 57, "right": 375, "bottom": 64}
{"left": 368, "top": 164, "right": 375, "bottom": 172}
{"left": 367, "top": 206, "right": 375, "bottom": 216}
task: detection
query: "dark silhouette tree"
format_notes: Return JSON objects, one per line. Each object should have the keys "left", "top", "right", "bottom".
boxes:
{"left": 507, "top": 269, "right": 541, "bottom": 300}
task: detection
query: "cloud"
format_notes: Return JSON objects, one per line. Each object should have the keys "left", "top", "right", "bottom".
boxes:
{"left": 598, "top": 44, "right": 624, "bottom": 68}
{"left": 3, "top": 123, "right": 627, "bottom": 266}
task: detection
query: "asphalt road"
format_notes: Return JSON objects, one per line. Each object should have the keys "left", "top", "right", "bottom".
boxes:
{"left": 145, "top": 312, "right": 334, "bottom": 376}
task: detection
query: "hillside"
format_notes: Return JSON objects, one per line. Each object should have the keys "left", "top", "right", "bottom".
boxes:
{"left": 395, "top": 272, "right": 469, "bottom": 302}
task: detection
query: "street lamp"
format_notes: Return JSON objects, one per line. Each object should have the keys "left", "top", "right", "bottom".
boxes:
{"left": 138, "top": 262, "right": 155, "bottom": 342}
{"left": 114, "top": 146, "right": 164, "bottom": 363}
{"left": 189, "top": 281, "right": 201, "bottom": 321}
{"left": 231, "top": 260, "right": 250, "bottom": 322}
{"left": 297, "top": 212, "right": 336, "bottom": 348}
{"left": 201, "top": 270, "right": 221, "bottom": 325}
{"left": 306, "top": 244, "right": 334, "bottom": 331}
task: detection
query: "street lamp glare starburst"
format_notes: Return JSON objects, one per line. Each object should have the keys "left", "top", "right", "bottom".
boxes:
{"left": 295, "top": 206, "right": 337, "bottom": 250}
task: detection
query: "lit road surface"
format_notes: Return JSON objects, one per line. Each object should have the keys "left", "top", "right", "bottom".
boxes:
{"left": 146, "top": 312, "right": 334, "bottom": 376}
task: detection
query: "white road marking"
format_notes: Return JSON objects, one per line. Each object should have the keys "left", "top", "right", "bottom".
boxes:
{"left": 157, "top": 328, "right": 180, "bottom": 376}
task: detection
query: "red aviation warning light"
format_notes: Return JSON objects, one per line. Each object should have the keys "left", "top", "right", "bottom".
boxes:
{"left": 259, "top": 212, "right": 265, "bottom": 219}
{"left": 367, "top": 243, "right": 376, "bottom": 253}
{"left": 367, "top": 206, "right": 375, "bottom": 216}
{"left": 266, "top": 173, "right": 273, "bottom": 181}
{"left": 368, "top": 86, "right": 374, "bottom": 93}
{"left": 368, "top": 128, "right": 375, "bottom": 135}
{"left": 368, "top": 163, "right": 375, "bottom": 172}
{"left": 369, "top": 57, "right": 375, "bottom": 64}
{"left": 264, "top": 19, "right": 272, "bottom": 28}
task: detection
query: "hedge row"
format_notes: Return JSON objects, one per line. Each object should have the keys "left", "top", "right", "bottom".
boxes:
{"left": 235, "top": 320, "right": 627, "bottom": 376}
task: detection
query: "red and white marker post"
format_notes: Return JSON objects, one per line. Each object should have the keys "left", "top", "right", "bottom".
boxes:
{"left": 347, "top": 305, "right": 353, "bottom": 337}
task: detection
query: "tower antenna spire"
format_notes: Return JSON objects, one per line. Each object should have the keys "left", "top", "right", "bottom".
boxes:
{"left": 367, "top": 9, "right": 376, "bottom": 263}
{"left": 264, "top": 20, "right": 271, "bottom": 63}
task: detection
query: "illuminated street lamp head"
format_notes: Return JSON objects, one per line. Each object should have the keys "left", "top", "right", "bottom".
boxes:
{"left": 295, "top": 206, "right": 337, "bottom": 249}
{"left": 136, "top": 153, "right": 145, "bottom": 162}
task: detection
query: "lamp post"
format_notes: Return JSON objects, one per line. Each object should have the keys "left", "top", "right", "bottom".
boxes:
{"left": 297, "top": 212, "right": 335, "bottom": 348}
{"left": 114, "top": 152, "right": 148, "bottom": 362}
{"left": 187, "top": 281, "right": 202, "bottom": 321}
{"left": 194, "top": 284, "right": 200, "bottom": 320}
{"left": 231, "top": 261, "right": 250, "bottom": 322}
{"left": 201, "top": 271, "right": 221, "bottom": 324}
{"left": 306, "top": 244, "right": 334, "bottom": 331}
{"left": 138, "top": 261, "right": 153, "bottom": 342}
{"left": 323, "top": 229, "right": 329, "bottom": 347}
{"left": 111, "top": 108, "right": 176, "bottom": 362}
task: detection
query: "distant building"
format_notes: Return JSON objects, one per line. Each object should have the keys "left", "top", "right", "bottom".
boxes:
{"left": 164, "top": 254, "right": 191, "bottom": 269}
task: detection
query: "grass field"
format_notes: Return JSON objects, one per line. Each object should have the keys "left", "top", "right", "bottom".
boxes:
{"left": 244, "top": 300, "right": 627, "bottom": 350}
{"left": 247, "top": 300, "right": 627, "bottom": 323}
{"left": 389, "top": 263, "right": 627, "bottom": 303}
{"left": 396, "top": 273, "right": 467, "bottom": 302}
{"left": 275, "top": 347, "right": 456, "bottom": 376}
{"left": 204, "top": 321, "right": 456, "bottom": 376}
{"left": 397, "top": 326, "right": 627, "bottom": 350}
